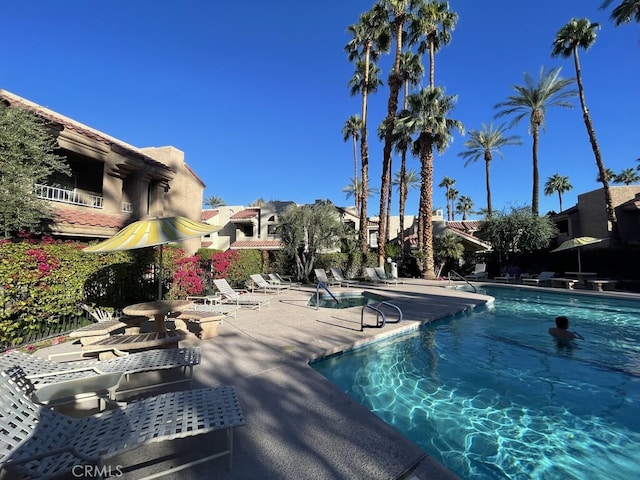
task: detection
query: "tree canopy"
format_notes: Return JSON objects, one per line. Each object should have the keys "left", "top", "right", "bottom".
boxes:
{"left": 0, "top": 103, "right": 70, "bottom": 237}
{"left": 277, "top": 201, "right": 343, "bottom": 281}
{"left": 476, "top": 206, "right": 558, "bottom": 263}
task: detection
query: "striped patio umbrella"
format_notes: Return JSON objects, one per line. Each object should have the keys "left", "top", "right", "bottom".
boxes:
{"left": 550, "top": 236, "right": 604, "bottom": 272}
{"left": 84, "top": 216, "right": 221, "bottom": 299}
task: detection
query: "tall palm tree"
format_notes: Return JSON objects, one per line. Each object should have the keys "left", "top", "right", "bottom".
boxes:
{"left": 596, "top": 168, "right": 616, "bottom": 183}
{"left": 378, "top": 0, "right": 417, "bottom": 267}
{"left": 342, "top": 178, "right": 380, "bottom": 202}
{"left": 345, "top": 4, "right": 390, "bottom": 253}
{"left": 438, "top": 176, "right": 455, "bottom": 221}
{"left": 614, "top": 168, "right": 640, "bottom": 185}
{"left": 447, "top": 187, "right": 459, "bottom": 221}
{"left": 399, "top": 51, "right": 424, "bottom": 109}
{"left": 456, "top": 195, "right": 474, "bottom": 220}
{"left": 391, "top": 120, "right": 417, "bottom": 249}
{"left": 410, "top": 0, "right": 458, "bottom": 88}
{"left": 600, "top": 0, "right": 640, "bottom": 26}
{"left": 204, "top": 195, "right": 225, "bottom": 209}
{"left": 544, "top": 173, "right": 573, "bottom": 212}
{"left": 342, "top": 115, "right": 363, "bottom": 211}
{"left": 399, "top": 87, "right": 463, "bottom": 278}
{"left": 552, "top": 18, "right": 618, "bottom": 240}
{"left": 495, "top": 66, "right": 576, "bottom": 217}
{"left": 458, "top": 122, "right": 522, "bottom": 217}
{"left": 393, "top": 168, "right": 420, "bottom": 248}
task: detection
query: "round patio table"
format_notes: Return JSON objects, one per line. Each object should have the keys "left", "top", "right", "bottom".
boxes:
{"left": 123, "top": 300, "right": 193, "bottom": 333}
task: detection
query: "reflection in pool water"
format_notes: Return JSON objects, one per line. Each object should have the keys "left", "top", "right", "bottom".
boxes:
{"left": 312, "top": 287, "right": 640, "bottom": 479}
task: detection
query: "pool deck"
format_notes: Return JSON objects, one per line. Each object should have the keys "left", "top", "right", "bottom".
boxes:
{"left": 32, "top": 279, "right": 640, "bottom": 479}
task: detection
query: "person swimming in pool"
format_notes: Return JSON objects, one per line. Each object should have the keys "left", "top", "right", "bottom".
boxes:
{"left": 548, "top": 315, "right": 584, "bottom": 340}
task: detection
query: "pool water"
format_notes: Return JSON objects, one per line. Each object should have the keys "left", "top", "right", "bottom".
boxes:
{"left": 311, "top": 287, "right": 640, "bottom": 479}
{"left": 307, "top": 291, "right": 388, "bottom": 309}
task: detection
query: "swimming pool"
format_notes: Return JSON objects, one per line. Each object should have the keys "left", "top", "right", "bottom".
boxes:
{"left": 311, "top": 287, "right": 640, "bottom": 479}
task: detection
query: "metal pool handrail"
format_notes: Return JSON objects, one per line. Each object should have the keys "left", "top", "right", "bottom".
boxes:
{"left": 361, "top": 301, "right": 402, "bottom": 331}
{"left": 449, "top": 270, "right": 477, "bottom": 293}
{"left": 316, "top": 282, "right": 340, "bottom": 310}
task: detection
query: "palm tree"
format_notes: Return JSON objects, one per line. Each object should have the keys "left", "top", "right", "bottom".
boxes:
{"left": 495, "top": 66, "right": 576, "bottom": 216}
{"left": 410, "top": 0, "right": 458, "bottom": 88}
{"left": 596, "top": 168, "right": 616, "bottom": 183}
{"left": 544, "top": 173, "right": 573, "bottom": 212}
{"left": 458, "top": 122, "right": 522, "bottom": 217}
{"left": 342, "top": 115, "right": 363, "bottom": 211}
{"left": 204, "top": 195, "right": 225, "bottom": 209}
{"left": 614, "top": 168, "right": 640, "bottom": 185}
{"left": 393, "top": 168, "right": 420, "bottom": 248}
{"left": 391, "top": 120, "right": 418, "bottom": 249}
{"left": 447, "top": 187, "right": 459, "bottom": 221}
{"left": 398, "top": 51, "right": 424, "bottom": 109}
{"left": 342, "top": 178, "right": 379, "bottom": 202}
{"left": 399, "top": 87, "right": 463, "bottom": 278}
{"left": 552, "top": 18, "right": 618, "bottom": 240}
{"left": 456, "top": 195, "right": 474, "bottom": 221}
{"left": 345, "top": 4, "right": 390, "bottom": 253}
{"left": 438, "top": 176, "right": 455, "bottom": 221}
{"left": 378, "top": 0, "right": 416, "bottom": 268}
{"left": 600, "top": 0, "right": 640, "bottom": 26}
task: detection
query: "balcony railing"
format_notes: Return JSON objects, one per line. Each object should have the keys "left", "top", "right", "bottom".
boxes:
{"left": 34, "top": 184, "right": 103, "bottom": 209}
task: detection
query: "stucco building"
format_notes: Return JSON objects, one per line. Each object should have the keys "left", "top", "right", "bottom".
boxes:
{"left": 1, "top": 89, "right": 206, "bottom": 254}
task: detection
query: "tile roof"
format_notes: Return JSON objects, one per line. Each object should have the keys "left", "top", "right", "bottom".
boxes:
{"left": 230, "top": 240, "right": 283, "bottom": 250}
{"left": 201, "top": 210, "right": 219, "bottom": 221}
{"left": 230, "top": 209, "right": 259, "bottom": 220}
{"left": 447, "top": 220, "right": 482, "bottom": 232}
{"left": 54, "top": 208, "right": 127, "bottom": 229}
{"left": 0, "top": 89, "right": 174, "bottom": 174}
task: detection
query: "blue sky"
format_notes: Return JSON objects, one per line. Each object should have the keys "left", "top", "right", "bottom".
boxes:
{"left": 1, "top": 1, "right": 638, "bottom": 217}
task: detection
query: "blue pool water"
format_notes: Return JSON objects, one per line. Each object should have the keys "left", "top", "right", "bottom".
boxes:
{"left": 311, "top": 287, "right": 640, "bottom": 479}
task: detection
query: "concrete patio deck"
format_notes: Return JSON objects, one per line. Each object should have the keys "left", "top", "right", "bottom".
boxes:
{"left": 33, "top": 279, "right": 494, "bottom": 480}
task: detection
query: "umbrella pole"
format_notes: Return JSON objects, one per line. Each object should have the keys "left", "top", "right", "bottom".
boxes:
{"left": 158, "top": 245, "right": 163, "bottom": 301}
{"left": 578, "top": 248, "right": 582, "bottom": 273}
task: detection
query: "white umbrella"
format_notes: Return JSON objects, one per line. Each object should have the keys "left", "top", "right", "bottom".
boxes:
{"left": 550, "top": 236, "right": 604, "bottom": 272}
{"left": 84, "top": 216, "right": 221, "bottom": 300}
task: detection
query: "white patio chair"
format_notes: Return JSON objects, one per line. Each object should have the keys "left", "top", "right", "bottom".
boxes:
{"left": 314, "top": 269, "right": 340, "bottom": 287}
{"left": 249, "top": 274, "right": 290, "bottom": 294}
{"left": 329, "top": 268, "right": 358, "bottom": 287}
{"left": 0, "top": 368, "right": 245, "bottom": 479}
{"left": 213, "top": 278, "right": 271, "bottom": 310}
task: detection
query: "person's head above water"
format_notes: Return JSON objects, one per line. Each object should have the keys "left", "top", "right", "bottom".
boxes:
{"left": 555, "top": 316, "right": 570, "bottom": 330}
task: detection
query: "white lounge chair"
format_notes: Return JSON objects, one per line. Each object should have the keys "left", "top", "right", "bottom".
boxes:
{"left": 374, "top": 267, "right": 404, "bottom": 284}
{"left": 268, "top": 273, "right": 301, "bottom": 289}
{"left": 213, "top": 278, "right": 272, "bottom": 310}
{"left": 250, "top": 274, "right": 290, "bottom": 294}
{"left": 329, "top": 267, "right": 358, "bottom": 287}
{"left": 0, "top": 368, "right": 245, "bottom": 479}
{"left": 522, "top": 271, "right": 555, "bottom": 286}
{"left": 0, "top": 347, "right": 201, "bottom": 398}
{"left": 365, "top": 267, "right": 400, "bottom": 285}
{"left": 465, "top": 263, "right": 488, "bottom": 280}
{"left": 314, "top": 268, "right": 340, "bottom": 287}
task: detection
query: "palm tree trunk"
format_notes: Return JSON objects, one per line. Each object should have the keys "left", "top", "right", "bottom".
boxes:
{"left": 418, "top": 133, "right": 436, "bottom": 279}
{"left": 352, "top": 133, "right": 359, "bottom": 212}
{"left": 378, "top": 20, "right": 404, "bottom": 267}
{"left": 359, "top": 46, "right": 372, "bottom": 254}
{"left": 573, "top": 46, "right": 618, "bottom": 241}
{"left": 386, "top": 169, "right": 392, "bottom": 242}
{"left": 484, "top": 152, "right": 492, "bottom": 216}
{"left": 531, "top": 125, "right": 540, "bottom": 216}
{"left": 399, "top": 149, "right": 407, "bottom": 251}
{"left": 558, "top": 191, "right": 563, "bottom": 212}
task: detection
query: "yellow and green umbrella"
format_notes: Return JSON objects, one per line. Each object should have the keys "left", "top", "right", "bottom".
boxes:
{"left": 550, "top": 236, "right": 604, "bottom": 272}
{"left": 84, "top": 216, "right": 221, "bottom": 299}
